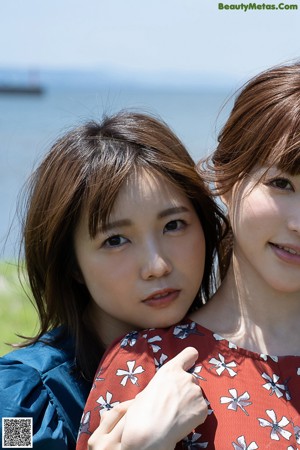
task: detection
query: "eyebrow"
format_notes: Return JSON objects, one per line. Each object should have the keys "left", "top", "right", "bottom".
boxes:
{"left": 101, "top": 206, "right": 190, "bottom": 233}
{"left": 158, "top": 206, "right": 190, "bottom": 219}
{"left": 101, "top": 219, "right": 132, "bottom": 233}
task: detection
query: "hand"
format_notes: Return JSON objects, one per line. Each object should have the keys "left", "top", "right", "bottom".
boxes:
{"left": 88, "top": 347, "right": 207, "bottom": 450}
{"left": 87, "top": 400, "right": 133, "bottom": 450}
{"left": 121, "top": 346, "right": 207, "bottom": 450}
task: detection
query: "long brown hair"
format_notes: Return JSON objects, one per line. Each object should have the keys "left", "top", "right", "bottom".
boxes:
{"left": 200, "top": 62, "right": 300, "bottom": 270}
{"left": 19, "top": 110, "right": 227, "bottom": 380}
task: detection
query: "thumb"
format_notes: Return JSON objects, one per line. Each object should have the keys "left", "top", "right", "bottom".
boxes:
{"left": 172, "top": 347, "right": 199, "bottom": 371}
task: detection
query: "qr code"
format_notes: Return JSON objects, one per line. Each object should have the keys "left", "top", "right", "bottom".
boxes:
{"left": 2, "top": 418, "right": 33, "bottom": 448}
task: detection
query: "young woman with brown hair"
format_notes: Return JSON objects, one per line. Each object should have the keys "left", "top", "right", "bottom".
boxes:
{"left": 0, "top": 111, "right": 227, "bottom": 449}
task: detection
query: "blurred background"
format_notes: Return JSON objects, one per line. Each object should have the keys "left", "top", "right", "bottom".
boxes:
{"left": 0, "top": 0, "right": 299, "bottom": 353}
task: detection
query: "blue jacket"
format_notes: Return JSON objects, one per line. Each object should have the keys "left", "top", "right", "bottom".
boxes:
{"left": 0, "top": 328, "right": 91, "bottom": 449}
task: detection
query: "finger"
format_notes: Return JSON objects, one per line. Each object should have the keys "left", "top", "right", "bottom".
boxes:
{"left": 170, "top": 347, "right": 199, "bottom": 371}
{"left": 88, "top": 413, "right": 127, "bottom": 449}
{"left": 97, "top": 400, "right": 133, "bottom": 434}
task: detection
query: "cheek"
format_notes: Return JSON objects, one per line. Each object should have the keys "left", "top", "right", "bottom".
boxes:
{"left": 76, "top": 254, "right": 108, "bottom": 295}
{"left": 176, "top": 230, "right": 206, "bottom": 277}
{"left": 231, "top": 194, "right": 275, "bottom": 231}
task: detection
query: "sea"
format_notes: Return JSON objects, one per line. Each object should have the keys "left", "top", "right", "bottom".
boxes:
{"left": 0, "top": 85, "right": 234, "bottom": 259}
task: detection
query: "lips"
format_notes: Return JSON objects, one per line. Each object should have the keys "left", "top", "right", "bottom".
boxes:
{"left": 270, "top": 242, "right": 300, "bottom": 264}
{"left": 142, "top": 288, "right": 180, "bottom": 307}
{"left": 271, "top": 243, "right": 300, "bottom": 257}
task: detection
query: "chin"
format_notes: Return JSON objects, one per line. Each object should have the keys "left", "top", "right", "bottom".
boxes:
{"left": 153, "top": 314, "right": 186, "bottom": 329}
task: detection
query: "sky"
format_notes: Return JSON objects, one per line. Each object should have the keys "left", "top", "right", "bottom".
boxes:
{"left": 0, "top": 0, "right": 300, "bottom": 259}
{"left": 0, "top": 0, "right": 300, "bottom": 86}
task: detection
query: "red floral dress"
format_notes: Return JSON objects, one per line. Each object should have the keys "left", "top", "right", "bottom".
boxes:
{"left": 76, "top": 318, "right": 300, "bottom": 450}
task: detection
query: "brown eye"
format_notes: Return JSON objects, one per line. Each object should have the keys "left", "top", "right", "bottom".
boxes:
{"left": 268, "top": 178, "right": 294, "bottom": 191}
{"left": 102, "top": 235, "right": 128, "bottom": 248}
{"left": 164, "top": 220, "right": 186, "bottom": 233}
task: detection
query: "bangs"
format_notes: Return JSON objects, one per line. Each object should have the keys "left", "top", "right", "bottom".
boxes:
{"left": 85, "top": 171, "right": 127, "bottom": 238}
{"left": 81, "top": 140, "right": 138, "bottom": 237}
{"left": 82, "top": 149, "right": 182, "bottom": 238}
{"left": 84, "top": 162, "right": 204, "bottom": 239}
{"left": 277, "top": 148, "right": 300, "bottom": 175}
{"left": 266, "top": 139, "right": 300, "bottom": 175}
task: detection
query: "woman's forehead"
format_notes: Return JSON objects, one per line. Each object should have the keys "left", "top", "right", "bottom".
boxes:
{"left": 110, "top": 169, "right": 187, "bottom": 212}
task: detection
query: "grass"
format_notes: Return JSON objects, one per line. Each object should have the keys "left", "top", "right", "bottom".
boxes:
{"left": 0, "top": 261, "right": 39, "bottom": 356}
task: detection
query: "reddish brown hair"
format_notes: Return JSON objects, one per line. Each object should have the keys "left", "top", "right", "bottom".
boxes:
{"left": 202, "top": 62, "right": 300, "bottom": 194}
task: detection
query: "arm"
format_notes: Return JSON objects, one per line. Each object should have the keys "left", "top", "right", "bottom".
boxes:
{"left": 87, "top": 347, "right": 208, "bottom": 450}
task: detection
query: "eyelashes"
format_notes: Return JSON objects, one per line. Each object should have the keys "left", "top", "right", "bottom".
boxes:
{"left": 102, "top": 235, "right": 129, "bottom": 248}
{"left": 101, "top": 219, "right": 189, "bottom": 249}
{"left": 164, "top": 219, "right": 187, "bottom": 233}
{"left": 265, "top": 177, "right": 294, "bottom": 191}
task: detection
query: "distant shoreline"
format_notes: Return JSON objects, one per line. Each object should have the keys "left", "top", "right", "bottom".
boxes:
{"left": 0, "top": 85, "right": 44, "bottom": 95}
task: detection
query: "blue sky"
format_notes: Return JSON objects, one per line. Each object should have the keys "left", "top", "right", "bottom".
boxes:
{"left": 0, "top": 0, "right": 300, "bottom": 85}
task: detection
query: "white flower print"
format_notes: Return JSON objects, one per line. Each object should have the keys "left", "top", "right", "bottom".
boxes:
{"left": 183, "top": 431, "right": 208, "bottom": 448}
{"left": 174, "top": 323, "right": 193, "bottom": 339}
{"left": 261, "top": 372, "right": 286, "bottom": 398}
{"left": 213, "top": 333, "right": 237, "bottom": 349}
{"left": 95, "top": 367, "right": 104, "bottom": 383}
{"left": 96, "top": 391, "right": 120, "bottom": 415}
{"left": 147, "top": 335, "right": 162, "bottom": 353}
{"left": 258, "top": 409, "right": 292, "bottom": 441}
{"left": 220, "top": 389, "right": 252, "bottom": 415}
{"left": 297, "top": 367, "right": 300, "bottom": 375}
{"left": 191, "top": 365, "right": 207, "bottom": 381}
{"left": 260, "top": 353, "right": 278, "bottom": 363}
{"left": 173, "top": 321, "right": 203, "bottom": 340}
{"left": 78, "top": 410, "right": 91, "bottom": 437}
{"left": 209, "top": 353, "right": 237, "bottom": 377}
{"left": 205, "top": 398, "right": 213, "bottom": 415}
{"left": 116, "top": 360, "right": 145, "bottom": 386}
{"left": 120, "top": 331, "right": 139, "bottom": 348}
{"left": 154, "top": 353, "right": 168, "bottom": 370}
{"left": 232, "top": 435, "right": 258, "bottom": 449}
{"left": 293, "top": 424, "right": 300, "bottom": 443}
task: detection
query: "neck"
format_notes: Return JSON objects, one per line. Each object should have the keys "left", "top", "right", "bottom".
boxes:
{"left": 191, "top": 252, "right": 300, "bottom": 356}
{"left": 86, "top": 303, "right": 139, "bottom": 349}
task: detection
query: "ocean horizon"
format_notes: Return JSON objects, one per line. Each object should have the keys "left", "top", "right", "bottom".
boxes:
{"left": 0, "top": 84, "right": 234, "bottom": 259}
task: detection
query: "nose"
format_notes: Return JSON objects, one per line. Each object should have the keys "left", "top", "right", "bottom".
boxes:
{"left": 140, "top": 241, "right": 172, "bottom": 280}
{"left": 287, "top": 205, "right": 300, "bottom": 234}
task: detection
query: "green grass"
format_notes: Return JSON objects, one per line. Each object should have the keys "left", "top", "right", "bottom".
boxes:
{"left": 0, "top": 261, "right": 39, "bottom": 356}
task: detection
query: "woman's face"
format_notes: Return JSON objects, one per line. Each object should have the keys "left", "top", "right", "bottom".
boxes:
{"left": 227, "top": 166, "right": 300, "bottom": 294}
{"left": 74, "top": 169, "right": 206, "bottom": 341}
